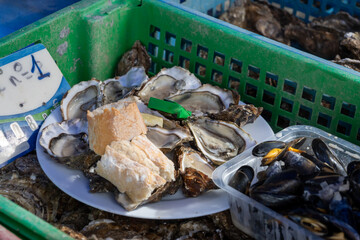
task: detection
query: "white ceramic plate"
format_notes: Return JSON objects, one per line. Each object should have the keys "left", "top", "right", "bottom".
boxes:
{"left": 36, "top": 106, "right": 274, "bottom": 219}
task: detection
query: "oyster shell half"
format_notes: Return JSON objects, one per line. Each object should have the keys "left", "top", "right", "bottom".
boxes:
{"left": 187, "top": 118, "right": 256, "bottom": 165}
{"left": 167, "top": 84, "right": 239, "bottom": 116}
{"left": 61, "top": 80, "right": 101, "bottom": 121}
{"left": 102, "top": 67, "right": 148, "bottom": 105}
{"left": 146, "top": 126, "right": 193, "bottom": 152}
{"left": 176, "top": 147, "right": 216, "bottom": 197}
{"left": 137, "top": 66, "right": 202, "bottom": 103}
{"left": 61, "top": 67, "right": 148, "bottom": 121}
{"left": 39, "top": 119, "right": 99, "bottom": 170}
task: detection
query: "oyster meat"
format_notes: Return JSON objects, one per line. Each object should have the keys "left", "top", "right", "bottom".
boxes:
{"left": 167, "top": 84, "right": 239, "bottom": 116}
{"left": 61, "top": 67, "right": 148, "bottom": 120}
{"left": 176, "top": 147, "right": 216, "bottom": 197}
{"left": 187, "top": 118, "right": 256, "bottom": 165}
{"left": 146, "top": 126, "right": 193, "bottom": 152}
{"left": 61, "top": 80, "right": 101, "bottom": 121}
{"left": 39, "top": 118, "right": 99, "bottom": 170}
{"left": 137, "top": 66, "right": 202, "bottom": 103}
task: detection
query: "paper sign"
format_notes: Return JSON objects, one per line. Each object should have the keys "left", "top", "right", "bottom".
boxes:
{"left": 0, "top": 44, "right": 70, "bottom": 167}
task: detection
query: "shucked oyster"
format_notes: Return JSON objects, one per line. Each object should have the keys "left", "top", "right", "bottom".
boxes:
{"left": 61, "top": 67, "right": 148, "bottom": 121}
{"left": 167, "top": 84, "right": 239, "bottom": 116}
{"left": 102, "top": 67, "right": 149, "bottom": 105}
{"left": 146, "top": 126, "right": 193, "bottom": 152}
{"left": 61, "top": 80, "right": 101, "bottom": 121}
{"left": 187, "top": 118, "right": 256, "bottom": 165}
{"left": 137, "top": 66, "right": 202, "bottom": 103}
{"left": 39, "top": 118, "right": 99, "bottom": 170}
{"left": 176, "top": 147, "right": 216, "bottom": 197}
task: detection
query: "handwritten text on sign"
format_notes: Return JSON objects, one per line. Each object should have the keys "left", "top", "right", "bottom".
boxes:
{"left": 0, "top": 49, "right": 62, "bottom": 116}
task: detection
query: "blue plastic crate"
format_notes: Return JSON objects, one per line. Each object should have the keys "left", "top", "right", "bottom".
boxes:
{"left": 167, "top": 0, "right": 360, "bottom": 22}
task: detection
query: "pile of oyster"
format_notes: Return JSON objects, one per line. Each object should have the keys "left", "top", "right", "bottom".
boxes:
{"left": 39, "top": 43, "right": 263, "bottom": 210}
{"left": 220, "top": 0, "right": 360, "bottom": 71}
{"left": 229, "top": 137, "right": 360, "bottom": 239}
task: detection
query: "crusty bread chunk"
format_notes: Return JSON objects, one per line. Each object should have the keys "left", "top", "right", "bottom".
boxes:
{"left": 87, "top": 101, "right": 147, "bottom": 155}
{"left": 95, "top": 146, "right": 166, "bottom": 204}
{"left": 131, "top": 134, "right": 175, "bottom": 182}
{"left": 109, "top": 140, "right": 160, "bottom": 175}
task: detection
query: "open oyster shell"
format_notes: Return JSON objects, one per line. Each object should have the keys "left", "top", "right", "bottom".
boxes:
{"left": 61, "top": 80, "right": 101, "bottom": 121}
{"left": 176, "top": 147, "right": 216, "bottom": 197}
{"left": 187, "top": 118, "right": 256, "bottom": 165}
{"left": 137, "top": 66, "right": 202, "bottom": 103}
{"left": 167, "top": 84, "right": 239, "bottom": 116}
{"left": 39, "top": 119, "right": 99, "bottom": 170}
{"left": 102, "top": 67, "right": 149, "bottom": 105}
{"left": 146, "top": 126, "right": 193, "bottom": 152}
{"left": 61, "top": 67, "right": 148, "bottom": 121}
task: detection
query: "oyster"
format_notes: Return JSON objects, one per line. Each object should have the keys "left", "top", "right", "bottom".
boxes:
{"left": 146, "top": 126, "right": 193, "bottom": 152}
{"left": 61, "top": 67, "right": 148, "bottom": 120}
{"left": 176, "top": 147, "right": 216, "bottom": 197}
{"left": 209, "top": 104, "right": 263, "bottom": 127}
{"left": 39, "top": 119, "right": 99, "bottom": 170}
{"left": 137, "top": 66, "right": 202, "bottom": 103}
{"left": 167, "top": 84, "right": 239, "bottom": 116}
{"left": 333, "top": 58, "right": 360, "bottom": 72}
{"left": 116, "top": 40, "right": 151, "bottom": 76}
{"left": 61, "top": 80, "right": 101, "bottom": 120}
{"left": 187, "top": 118, "right": 256, "bottom": 165}
{"left": 102, "top": 67, "right": 148, "bottom": 105}
{"left": 340, "top": 32, "right": 360, "bottom": 60}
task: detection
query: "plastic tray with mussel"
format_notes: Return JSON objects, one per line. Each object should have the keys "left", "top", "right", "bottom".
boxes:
{"left": 213, "top": 125, "right": 360, "bottom": 240}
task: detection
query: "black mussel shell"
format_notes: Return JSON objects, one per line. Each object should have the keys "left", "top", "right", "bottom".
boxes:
{"left": 349, "top": 168, "right": 360, "bottom": 208}
{"left": 301, "top": 152, "right": 335, "bottom": 173}
{"left": 312, "top": 138, "right": 347, "bottom": 176}
{"left": 347, "top": 161, "right": 360, "bottom": 176}
{"left": 257, "top": 161, "right": 282, "bottom": 182}
{"left": 252, "top": 141, "right": 286, "bottom": 157}
{"left": 250, "top": 192, "right": 302, "bottom": 209}
{"left": 249, "top": 169, "right": 304, "bottom": 208}
{"left": 283, "top": 151, "right": 320, "bottom": 179}
{"left": 229, "top": 165, "right": 254, "bottom": 194}
{"left": 290, "top": 137, "right": 307, "bottom": 149}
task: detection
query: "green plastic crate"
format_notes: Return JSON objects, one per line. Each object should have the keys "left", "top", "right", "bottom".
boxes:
{"left": 1, "top": 0, "right": 360, "bottom": 237}
{"left": 1, "top": 0, "right": 359, "bottom": 143}
{"left": 0, "top": 196, "right": 72, "bottom": 239}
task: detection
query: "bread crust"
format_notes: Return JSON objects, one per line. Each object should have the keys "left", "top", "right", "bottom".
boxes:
{"left": 87, "top": 101, "right": 147, "bottom": 155}
{"left": 95, "top": 146, "right": 166, "bottom": 204}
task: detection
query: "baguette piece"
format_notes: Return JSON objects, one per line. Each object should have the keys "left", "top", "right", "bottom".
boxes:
{"left": 109, "top": 140, "right": 160, "bottom": 175}
{"left": 95, "top": 146, "right": 166, "bottom": 205}
{"left": 87, "top": 101, "right": 147, "bottom": 155}
{"left": 131, "top": 134, "right": 175, "bottom": 182}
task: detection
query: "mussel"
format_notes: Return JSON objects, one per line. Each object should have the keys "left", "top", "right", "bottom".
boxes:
{"left": 252, "top": 140, "right": 286, "bottom": 157}
{"left": 228, "top": 165, "right": 254, "bottom": 194}
{"left": 312, "top": 138, "right": 347, "bottom": 176}
{"left": 287, "top": 208, "right": 360, "bottom": 239}
{"left": 283, "top": 151, "right": 320, "bottom": 179}
{"left": 252, "top": 137, "right": 306, "bottom": 166}
{"left": 249, "top": 169, "right": 304, "bottom": 209}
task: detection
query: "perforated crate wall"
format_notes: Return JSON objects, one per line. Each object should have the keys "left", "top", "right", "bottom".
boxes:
{"left": 170, "top": 0, "right": 360, "bottom": 22}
